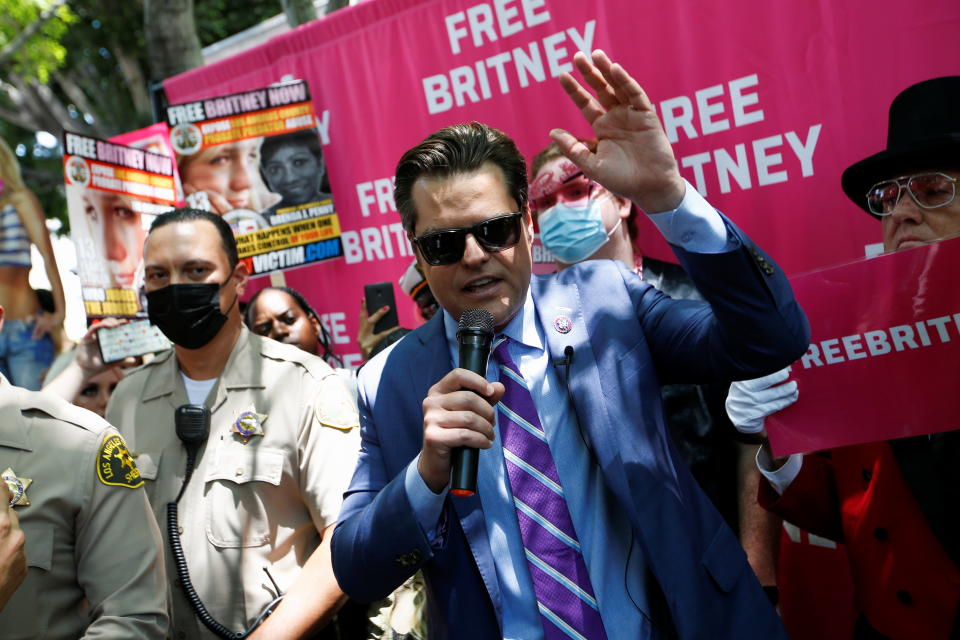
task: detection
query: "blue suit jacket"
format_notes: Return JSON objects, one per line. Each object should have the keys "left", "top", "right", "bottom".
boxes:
{"left": 333, "top": 220, "right": 808, "bottom": 639}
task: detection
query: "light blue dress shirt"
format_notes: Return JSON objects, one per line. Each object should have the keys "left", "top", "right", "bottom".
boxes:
{"left": 403, "top": 180, "right": 730, "bottom": 639}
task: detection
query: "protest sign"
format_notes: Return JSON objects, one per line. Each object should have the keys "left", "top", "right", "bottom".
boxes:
{"left": 165, "top": 80, "right": 343, "bottom": 277}
{"left": 62, "top": 132, "right": 178, "bottom": 318}
{"left": 767, "top": 237, "right": 960, "bottom": 455}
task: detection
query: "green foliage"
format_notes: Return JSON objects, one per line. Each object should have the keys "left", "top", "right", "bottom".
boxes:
{"left": 195, "top": 0, "right": 282, "bottom": 47}
{"left": 1, "top": 0, "right": 289, "bottom": 234}
{"left": 0, "top": 0, "right": 77, "bottom": 83}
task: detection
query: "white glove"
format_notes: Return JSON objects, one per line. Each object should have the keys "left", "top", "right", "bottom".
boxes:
{"left": 725, "top": 367, "right": 798, "bottom": 434}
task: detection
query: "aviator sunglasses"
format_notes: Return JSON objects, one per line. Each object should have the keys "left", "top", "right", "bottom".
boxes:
{"left": 866, "top": 172, "right": 959, "bottom": 216}
{"left": 412, "top": 212, "right": 524, "bottom": 265}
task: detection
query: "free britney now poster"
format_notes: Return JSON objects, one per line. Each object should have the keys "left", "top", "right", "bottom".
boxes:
{"left": 767, "top": 236, "right": 960, "bottom": 456}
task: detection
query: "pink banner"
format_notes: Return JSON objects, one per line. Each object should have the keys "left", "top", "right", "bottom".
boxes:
{"left": 767, "top": 237, "right": 960, "bottom": 456}
{"left": 164, "top": 0, "right": 960, "bottom": 367}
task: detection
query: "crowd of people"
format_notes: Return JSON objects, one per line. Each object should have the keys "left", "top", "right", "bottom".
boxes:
{"left": 0, "top": 49, "right": 957, "bottom": 640}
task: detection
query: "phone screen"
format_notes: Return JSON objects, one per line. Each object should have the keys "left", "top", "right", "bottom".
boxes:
{"left": 97, "top": 320, "right": 170, "bottom": 363}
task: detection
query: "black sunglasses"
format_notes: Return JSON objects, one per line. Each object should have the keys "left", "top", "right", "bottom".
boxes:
{"left": 412, "top": 212, "right": 524, "bottom": 266}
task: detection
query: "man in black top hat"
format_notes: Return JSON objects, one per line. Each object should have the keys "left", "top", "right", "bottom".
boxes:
{"left": 725, "top": 76, "right": 960, "bottom": 640}
{"left": 842, "top": 76, "right": 960, "bottom": 251}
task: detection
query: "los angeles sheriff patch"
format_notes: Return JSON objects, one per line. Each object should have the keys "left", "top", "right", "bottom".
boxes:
{"left": 97, "top": 433, "right": 144, "bottom": 489}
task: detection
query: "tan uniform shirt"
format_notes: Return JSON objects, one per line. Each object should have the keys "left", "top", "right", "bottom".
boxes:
{"left": 0, "top": 376, "right": 168, "bottom": 639}
{"left": 106, "top": 328, "right": 360, "bottom": 640}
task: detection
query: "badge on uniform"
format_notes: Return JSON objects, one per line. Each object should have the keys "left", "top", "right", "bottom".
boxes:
{"left": 97, "top": 434, "right": 144, "bottom": 489}
{"left": 232, "top": 405, "right": 266, "bottom": 443}
{"left": 2, "top": 467, "right": 31, "bottom": 507}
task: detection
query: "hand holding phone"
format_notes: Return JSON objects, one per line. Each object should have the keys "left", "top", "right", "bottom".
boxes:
{"left": 364, "top": 282, "right": 400, "bottom": 335}
{"left": 97, "top": 320, "right": 170, "bottom": 364}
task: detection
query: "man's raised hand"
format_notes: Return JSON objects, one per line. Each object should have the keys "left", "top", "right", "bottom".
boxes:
{"left": 552, "top": 49, "right": 686, "bottom": 214}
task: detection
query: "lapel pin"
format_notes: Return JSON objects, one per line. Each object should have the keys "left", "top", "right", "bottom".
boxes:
{"left": 554, "top": 315, "right": 572, "bottom": 334}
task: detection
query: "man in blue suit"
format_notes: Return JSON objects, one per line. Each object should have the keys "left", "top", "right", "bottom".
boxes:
{"left": 332, "top": 50, "right": 808, "bottom": 639}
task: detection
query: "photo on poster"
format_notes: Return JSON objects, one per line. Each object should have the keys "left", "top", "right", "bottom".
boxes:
{"left": 166, "top": 80, "right": 343, "bottom": 276}
{"left": 62, "top": 132, "right": 178, "bottom": 318}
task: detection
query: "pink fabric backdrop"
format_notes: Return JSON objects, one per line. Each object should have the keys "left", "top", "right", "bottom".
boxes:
{"left": 165, "top": 0, "right": 960, "bottom": 367}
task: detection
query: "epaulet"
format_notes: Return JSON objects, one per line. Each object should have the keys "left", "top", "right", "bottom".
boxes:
{"left": 17, "top": 387, "right": 111, "bottom": 436}
{"left": 256, "top": 333, "right": 336, "bottom": 380}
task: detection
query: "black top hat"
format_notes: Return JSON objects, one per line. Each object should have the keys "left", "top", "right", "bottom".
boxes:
{"left": 841, "top": 76, "right": 960, "bottom": 219}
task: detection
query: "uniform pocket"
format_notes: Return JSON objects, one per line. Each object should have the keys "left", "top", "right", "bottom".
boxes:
{"left": 204, "top": 446, "right": 285, "bottom": 548}
{"left": 22, "top": 520, "right": 53, "bottom": 571}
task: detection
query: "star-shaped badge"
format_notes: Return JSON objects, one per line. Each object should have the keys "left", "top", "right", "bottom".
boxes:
{"left": 2, "top": 467, "right": 32, "bottom": 507}
{"left": 231, "top": 406, "right": 267, "bottom": 443}
{"left": 115, "top": 447, "right": 136, "bottom": 469}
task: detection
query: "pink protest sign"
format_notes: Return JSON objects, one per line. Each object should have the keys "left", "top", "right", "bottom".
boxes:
{"left": 164, "top": 0, "right": 960, "bottom": 367}
{"left": 767, "top": 237, "right": 960, "bottom": 456}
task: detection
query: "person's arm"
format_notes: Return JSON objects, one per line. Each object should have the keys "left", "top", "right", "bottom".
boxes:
{"left": 726, "top": 369, "right": 804, "bottom": 495}
{"left": 43, "top": 318, "right": 129, "bottom": 402}
{"left": 737, "top": 443, "right": 782, "bottom": 590}
{"left": 10, "top": 189, "right": 65, "bottom": 340}
{"left": 332, "top": 365, "right": 502, "bottom": 602}
{"left": 75, "top": 429, "right": 168, "bottom": 638}
{"left": 554, "top": 51, "right": 809, "bottom": 382}
{"left": 248, "top": 523, "right": 346, "bottom": 639}
{"left": 726, "top": 372, "right": 844, "bottom": 541}
{"left": 0, "top": 484, "right": 26, "bottom": 612}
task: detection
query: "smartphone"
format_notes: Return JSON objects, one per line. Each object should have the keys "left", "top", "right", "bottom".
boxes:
{"left": 364, "top": 282, "right": 400, "bottom": 334}
{"left": 97, "top": 319, "right": 171, "bottom": 363}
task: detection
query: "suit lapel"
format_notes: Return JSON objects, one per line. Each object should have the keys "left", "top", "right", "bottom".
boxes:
{"left": 530, "top": 276, "right": 631, "bottom": 496}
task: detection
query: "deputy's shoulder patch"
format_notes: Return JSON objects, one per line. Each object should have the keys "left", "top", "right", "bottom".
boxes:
{"left": 96, "top": 433, "right": 144, "bottom": 489}
{"left": 314, "top": 376, "right": 359, "bottom": 432}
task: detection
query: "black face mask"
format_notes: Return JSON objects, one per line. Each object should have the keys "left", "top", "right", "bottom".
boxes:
{"left": 146, "top": 279, "right": 236, "bottom": 350}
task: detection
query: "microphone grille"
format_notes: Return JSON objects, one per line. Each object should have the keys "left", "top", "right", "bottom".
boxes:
{"left": 458, "top": 308, "right": 494, "bottom": 333}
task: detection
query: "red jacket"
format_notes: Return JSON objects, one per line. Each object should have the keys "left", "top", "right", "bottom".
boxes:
{"left": 759, "top": 441, "right": 960, "bottom": 640}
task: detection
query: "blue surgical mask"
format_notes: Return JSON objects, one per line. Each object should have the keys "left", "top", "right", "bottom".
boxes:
{"left": 538, "top": 198, "right": 622, "bottom": 264}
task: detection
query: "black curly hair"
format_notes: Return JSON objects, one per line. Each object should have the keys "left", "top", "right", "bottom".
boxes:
{"left": 244, "top": 285, "right": 343, "bottom": 368}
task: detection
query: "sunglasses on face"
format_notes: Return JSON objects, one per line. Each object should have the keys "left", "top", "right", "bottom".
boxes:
{"left": 866, "top": 172, "right": 959, "bottom": 216}
{"left": 412, "top": 212, "right": 524, "bottom": 266}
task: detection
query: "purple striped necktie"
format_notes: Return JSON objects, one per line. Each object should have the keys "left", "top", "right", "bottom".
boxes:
{"left": 492, "top": 335, "right": 608, "bottom": 640}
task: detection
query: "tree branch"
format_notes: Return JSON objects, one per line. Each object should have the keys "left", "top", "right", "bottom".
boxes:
{"left": 0, "top": 0, "right": 71, "bottom": 70}
{"left": 52, "top": 71, "right": 111, "bottom": 137}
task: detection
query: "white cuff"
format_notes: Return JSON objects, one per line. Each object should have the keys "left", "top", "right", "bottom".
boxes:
{"left": 404, "top": 454, "right": 448, "bottom": 539}
{"left": 646, "top": 178, "right": 731, "bottom": 253}
{"left": 756, "top": 448, "right": 803, "bottom": 495}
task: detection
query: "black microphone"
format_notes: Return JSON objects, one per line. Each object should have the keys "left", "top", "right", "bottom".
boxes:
{"left": 174, "top": 404, "right": 210, "bottom": 502}
{"left": 452, "top": 308, "right": 495, "bottom": 497}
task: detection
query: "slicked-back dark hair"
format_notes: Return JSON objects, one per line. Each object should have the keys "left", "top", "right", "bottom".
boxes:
{"left": 394, "top": 122, "right": 528, "bottom": 235}
{"left": 149, "top": 207, "right": 238, "bottom": 269}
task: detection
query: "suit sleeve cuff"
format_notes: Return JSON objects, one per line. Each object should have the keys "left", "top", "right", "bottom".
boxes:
{"left": 404, "top": 454, "right": 449, "bottom": 540}
{"left": 756, "top": 447, "right": 803, "bottom": 495}
{"left": 645, "top": 178, "right": 732, "bottom": 253}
